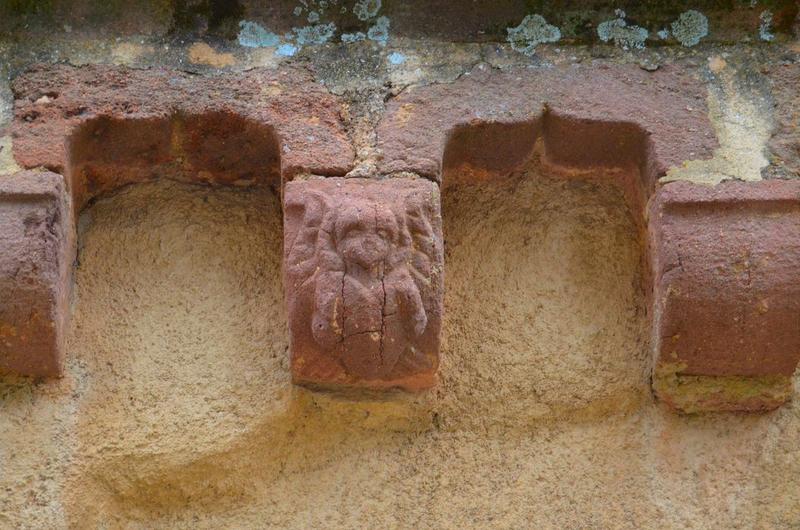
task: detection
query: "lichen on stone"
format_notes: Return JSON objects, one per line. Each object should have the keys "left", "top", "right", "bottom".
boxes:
{"left": 597, "top": 10, "right": 648, "bottom": 50}
{"left": 353, "top": 0, "right": 381, "bottom": 21}
{"left": 341, "top": 31, "right": 366, "bottom": 43}
{"left": 277, "top": 43, "right": 299, "bottom": 57}
{"left": 293, "top": 22, "right": 337, "bottom": 46}
{"left": 237, "top": 21, "right": 281, "bottom": 48}
{"left": 387, "top": 51, "right": 405, "bottom": 65}
{"left": 506, "top": 14, "right": 561, "bottom": 56}
{"left": 367, "top": 16, "right": 390, "bottom": 45}
{"left": 759, "top": 10, "right": 775, "bottom": 41}
{"left": 670, "top": 10, "right": 708, "bottom": 47}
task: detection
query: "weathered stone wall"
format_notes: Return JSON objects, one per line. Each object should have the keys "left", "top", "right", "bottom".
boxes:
{"left": 1, "top": 1, "right": 799, "bottom": 528}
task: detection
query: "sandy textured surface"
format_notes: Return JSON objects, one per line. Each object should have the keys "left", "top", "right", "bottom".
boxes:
{"left": 1, "top": 172, "right": 799, "bottom": 528}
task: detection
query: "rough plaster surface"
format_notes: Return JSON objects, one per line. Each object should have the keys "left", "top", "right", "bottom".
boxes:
{"left": 2, "top": 171, "right": 799, "bottom": 528}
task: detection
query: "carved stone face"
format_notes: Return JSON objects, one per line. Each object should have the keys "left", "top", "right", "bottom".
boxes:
{"left": 335, "top": 204, "right": 398, "bottom": 270}
{"left": 284, "top": 178, "right": 443, "bottom": 391}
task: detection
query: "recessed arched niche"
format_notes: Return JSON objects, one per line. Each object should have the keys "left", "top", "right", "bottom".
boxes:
{"left": 3, "top": 64, "right": 355, "bottom": 379}
{"left": 66, "top": 111, "right": 281, "bottom": 210}
{"left": 378, "top": 64, "right": 800, "bottom": 413}
{"left": 439, "top": 111, "right": 652, "bottom": 421}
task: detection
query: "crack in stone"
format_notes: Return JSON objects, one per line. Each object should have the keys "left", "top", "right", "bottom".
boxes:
{"left": 346, "top": 328, "right": 382, "bottom": 337}
{"left": 339, "top": 257, "right": 347, "bottom": 348}
{"left": 375, "top": 204, "right": 387, "bottom": 370}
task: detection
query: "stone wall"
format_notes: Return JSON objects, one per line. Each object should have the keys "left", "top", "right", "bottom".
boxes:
{"left": 1, "top": 2, "right": 799, "bottom": 528}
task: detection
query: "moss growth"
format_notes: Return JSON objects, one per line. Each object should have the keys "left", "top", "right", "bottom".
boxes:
{"left": 654, "top": 362, "right": 792, "bottom": 414}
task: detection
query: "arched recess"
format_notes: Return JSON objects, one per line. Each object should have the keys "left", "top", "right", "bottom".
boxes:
{"left": 66, "top": 111, "right": 281, "bottom": 211}
{"left": 437, "top": 106, "right": 800, "bottom": 413}
{"left": 1, "top": 110, "right": 284, "bottom": 378}
{"left": 4, "top": 64, "right": 357, "bottom": 380}
{"left": 439, "top": 111, "right": 655, "bottom": 419}
{"left": 441, "top": 110, "right": 654, "bottom": 226}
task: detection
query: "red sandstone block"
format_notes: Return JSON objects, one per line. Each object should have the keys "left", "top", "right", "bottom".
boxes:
{"left": 650, "top": 180, "right": 800, "bottom": 412}
{"left": 11, "top": 64, "right": 354, "bottom": 204}
{"left": 283, "top": 177, "right": 443, "bottom": 391}
{"left": 377, "top": 63, "right": 716, "bottom": 188}
{"left": 0, "top": 171, "right": 73, "bottom": 377}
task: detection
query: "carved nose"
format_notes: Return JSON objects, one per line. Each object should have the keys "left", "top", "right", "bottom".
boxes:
{"left": 359, "top": 236, "right": 386, "bottom": 263}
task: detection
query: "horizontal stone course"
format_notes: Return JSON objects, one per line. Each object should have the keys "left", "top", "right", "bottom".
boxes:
{"left": 377, "top": 63, "right": 717, "bottom": 190}
{"left": 3, "top": 63, "right": 799, "bottom": 412}
{"left": 11, "top": 63, "right": 354, "bottom": 196}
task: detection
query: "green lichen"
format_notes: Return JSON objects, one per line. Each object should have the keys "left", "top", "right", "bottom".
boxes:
{"left": 597, "top": 10, "right": 648, "bottom": 50}
{"left": 506, "top": 14, "right": 561, "bottom": 56}
{"left": 670, "top": 10, "right": 708, "bottom": 47}
{"left": 653, "top": 362, "right": 792, "bottom": 414}
{"left": 353, "top": 0, "right": 381, "bottom": 22}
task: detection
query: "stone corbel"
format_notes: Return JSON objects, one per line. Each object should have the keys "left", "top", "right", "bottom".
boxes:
{"left": 283, "top": 177, "right": 443, "bottom": 391}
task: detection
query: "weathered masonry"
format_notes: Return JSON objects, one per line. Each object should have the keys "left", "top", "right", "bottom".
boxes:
{"left": 2, "top": 63, "right": 799, "bottom": 412}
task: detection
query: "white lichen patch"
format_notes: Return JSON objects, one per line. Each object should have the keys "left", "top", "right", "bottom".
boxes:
{"left": 293, "top": 22, "right": 337, "bottom": 45}
{"left": 506, "top": 14, "right": 561, "bottom": 56}
{"left": 341, "top": 32, "right": 366, "bottom": 43}
{"left": 367, "top": 16, "right": 390, "bottom": 45}
{"left": 353, "top": 0, "right": 381, "bottom": 21}
{"left": 663, "top": 64, "right": 772, "bottom": 185}
{"left": 238, "top": 21, "right": 281, "bottom": 48}
{"left": 759, "top": 10, "right": 775, "bottom": 41}
{"left": 671, "top": 10, "right": 708, "bottom": 47}
{"left": 387, "top": 51, "right": 406, "bottom": 65}
{"left": 277, "top": 43, "right": 299, "bottom": 57}
{"left": 597, "top": 10, "right": 648, "bottom": 50}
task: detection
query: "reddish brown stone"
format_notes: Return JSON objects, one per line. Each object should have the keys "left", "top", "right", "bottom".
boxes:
{"left": 649, "top": 179, "right": 800, "bottom": 412}
{"left": 12, "top": 64, "right": 354, "bottom": 208}
{"left": 378, "top": 63, "right": 716, "bottom": 194}
{"left": 4, "top": 64, "right": 353, "bottom": 379}
{"left": 0, "top": 171, "right": 73, "bottom": 378}
{"left": 284, "top": 177, "right": 443, "bottom": 391}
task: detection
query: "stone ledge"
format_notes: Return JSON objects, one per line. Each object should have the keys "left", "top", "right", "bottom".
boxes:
{"left": 3, "top": 63, "right": 799, "bottom": 411}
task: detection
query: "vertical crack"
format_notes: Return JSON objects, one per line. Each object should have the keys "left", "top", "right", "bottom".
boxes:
{"left": 375, "top": 204, "right": 387, "bottom": 369}
{"left": 340, "top": 256, "right": 347, "bottom": 347}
